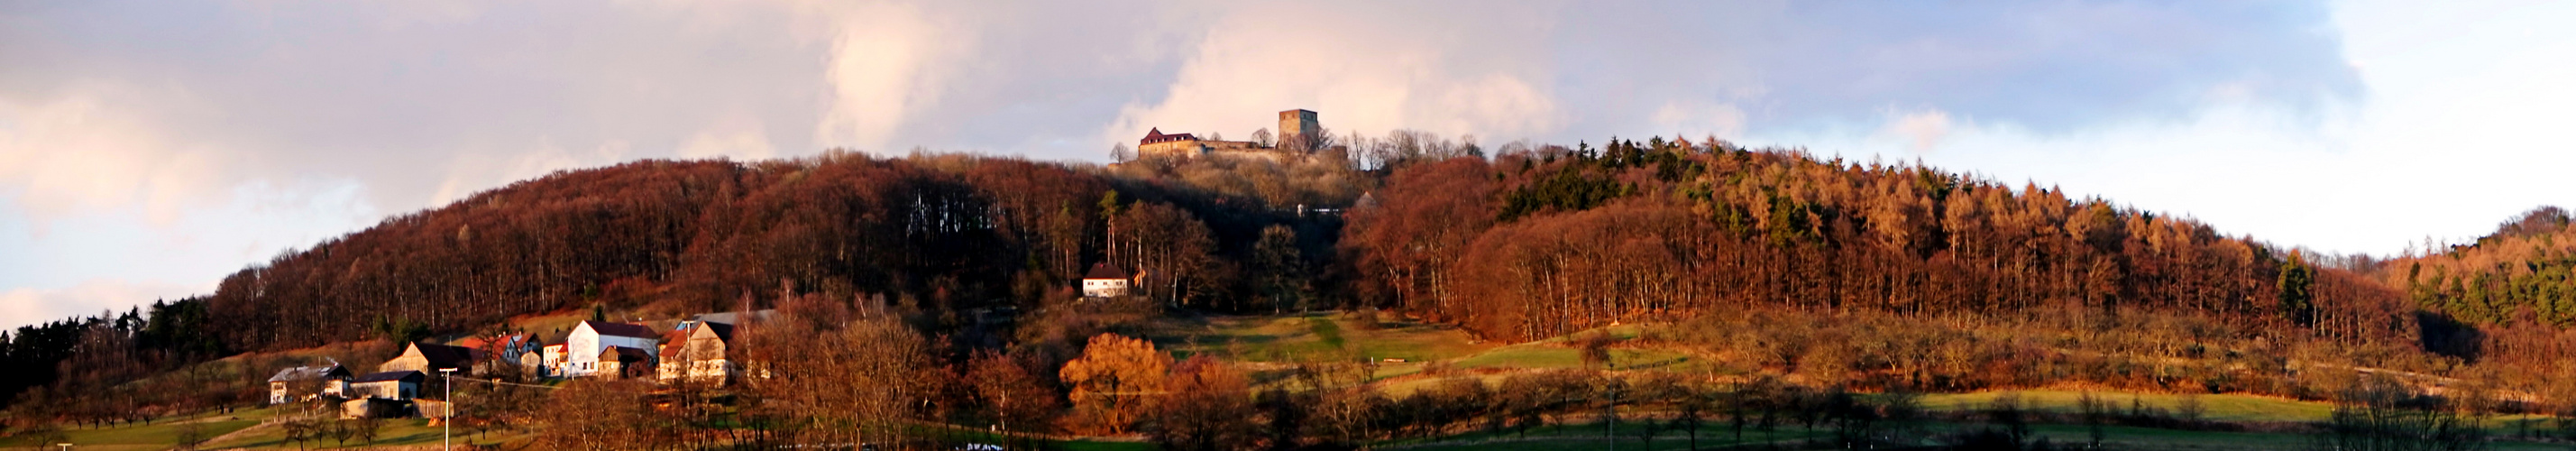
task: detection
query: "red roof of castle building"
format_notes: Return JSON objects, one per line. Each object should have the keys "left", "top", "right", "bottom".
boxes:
{"left": 1141, "top": 128, "right": 1197, "bottom": 144}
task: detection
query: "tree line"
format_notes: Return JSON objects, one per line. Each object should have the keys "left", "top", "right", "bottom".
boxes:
{"left": 1344, "top": 138, "right": 2412, "bottom": 348}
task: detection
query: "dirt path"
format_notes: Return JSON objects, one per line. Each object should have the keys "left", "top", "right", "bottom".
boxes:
{"left": 198, "top": 420, "right": 275, "bottom": 449}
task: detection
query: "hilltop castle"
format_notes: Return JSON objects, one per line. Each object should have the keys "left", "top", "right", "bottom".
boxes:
{"left": 1136, "top": 109, "right": 1321, "bottom": 161}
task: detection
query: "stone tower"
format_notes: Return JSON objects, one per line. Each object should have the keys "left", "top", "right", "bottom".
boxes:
{"left": 1277, "top": 109, "right": 1319, "bottom": 144}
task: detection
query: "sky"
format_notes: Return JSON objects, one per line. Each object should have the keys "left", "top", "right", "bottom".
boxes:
{"left": 4, "top": 0, "right": 2574, "bottom": 328}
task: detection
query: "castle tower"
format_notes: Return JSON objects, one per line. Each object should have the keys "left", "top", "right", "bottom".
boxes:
{"left": 1277, "top": 109, "right": 1319, "bottom": 144}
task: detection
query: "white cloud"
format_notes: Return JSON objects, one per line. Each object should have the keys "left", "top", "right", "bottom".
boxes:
{"left": 1105, "top": 2, "right": 1565, "bottom": 145}
{"left": 680, "top": 116, "right": 779, "bottom": 161}
{"left": 0, "top": 84, "right": 227, "bottom": 229}
{"left": 1881, "top": 109, "right": 1956, "bottom": 152}
{"left": 813, "top": 2, "right": 965, "bottom": 153}
{"left": 0, "top": 279, "right": 209, "bottom": 329}
{"left": 430, "top": 139, "right": 634, "bottom": 206}
{"left": 1651, "top": 101, "right": 1748, "bottom": 141}
{"left": 0, "top": 0, "right": 2403, "bottom": 326}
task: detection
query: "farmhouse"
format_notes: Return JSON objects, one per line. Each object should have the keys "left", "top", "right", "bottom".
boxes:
{"left": 657, "top": 320, "right": 739, "bottom": 385}
{"left": 1081, "top": 262, "right": 1132, "bottom": 298}
{"left": 266, "top": 364, "right": 351, "bottom": 405}
{"left": 380, "top": 342, "right": 478, "bottom": 375}
{"left": 559, "top": 320, "right": 660, "bottom": 377}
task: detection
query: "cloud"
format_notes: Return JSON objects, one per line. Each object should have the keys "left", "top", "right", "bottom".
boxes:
{"left": 1106, "top": 2, "right": 1566, "bottom": 145}
{"left": 1882, "top": 109, "right": 1956, "bottom": 152}
{"left": 680, "top": 116, "right": 779, "bottom": 161}
{"left": 0, "top": 279, "right": 208, "bottom": 329}
{"left": 814, "top": 2, "right": 961, "bottom": 152}
{"left": 0, "top": 0, "right": 2375, "bottom": 325}
{"left": 1652, "top": 101, "right": 1748, "bottom": 141}
{"left": 0, "top": 85, "right": 223, "bottom": 228}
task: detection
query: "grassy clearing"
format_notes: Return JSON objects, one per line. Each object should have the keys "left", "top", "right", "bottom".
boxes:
{"left": 1388, "top": 419, "right": 2569, "bottom": 451}
{"left": 926, "top": 429, "right": 1154, "bottom": 451}
{"left": 1154, "top": 313, "right": 1492, "bottom": 364}
{"left": 1390, "top": 421, "right": 1817, "bottom": 451}
{"left": 198, "top": 416, "right": 535, "bottom": 449}
{"left": 505, "top": 309, "right": 592, "bottom": 341}
{"left": 0, "top": 414, "right": 261, "bottom": 451}
{"left": 1916, "top": 390, "right": 2335, "bottom": 423}
{"left": 1451, "top": 345, "right": 1690, "bottom": 371}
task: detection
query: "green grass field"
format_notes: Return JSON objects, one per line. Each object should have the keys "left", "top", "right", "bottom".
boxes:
{"left": 0, "top": 409, "right": 263, "bottom": 451}
{"left": 1450, "top": 345, "right": 1691, "bottom": 371}
{"left": 1154, "top": 313, "right": 1494, "bottom": 364}
{"left": 1915, "top": 390, "right": 2337, "bottom": 423}
{"left": 197, "top": 415, "right": 535, "bottom": 449}
{"left": 1380, "top": 419, "right": 2575, "bottom": 451}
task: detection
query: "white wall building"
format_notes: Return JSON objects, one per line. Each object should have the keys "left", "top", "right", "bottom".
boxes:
{"left": 1081, "top": 262, "right": 1132, "bottom": 298}
{"left": 558, "top": 320, "right": 660, "bottom": 377}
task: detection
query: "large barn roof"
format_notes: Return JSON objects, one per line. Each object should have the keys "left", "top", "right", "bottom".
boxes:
{"left": 582, "top": 320, "right": 661, "bottom": 339}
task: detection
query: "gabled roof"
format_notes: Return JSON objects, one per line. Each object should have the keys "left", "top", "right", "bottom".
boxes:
{"left": 1141, "top": 128, "right": 1199, "bottom": 144}
{"left": 454, "top": 333, "right": 534, "bottom": 352}
{"left": 688, "top": 309, "right": 775, "bottom": 327}
{"left": 408, "top": 343, "right": 479, "bottom": 369}
{"left": 268, "top": 364, "right": 350, "bottom": 382}
{"left": 581, "top": 320, "right": 661, "bottom": 339}
{"left": 694, "top": 322, "right": 738, "bottom": 343}
{"left": 352, "top": 370, "right": 424, "bottom": 383}
{"left": 600, "top": 345, "right": 653, "bottom": 363}
{"left": 1083, "top": 262, "right": 1131, "bottom": 281}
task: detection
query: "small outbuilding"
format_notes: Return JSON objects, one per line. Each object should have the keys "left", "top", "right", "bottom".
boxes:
{"left": 348, "top": 370, "right": 424, "bottom": 400}
{"left": 1081, "top": 262, "right": 1132, "bottom": 298}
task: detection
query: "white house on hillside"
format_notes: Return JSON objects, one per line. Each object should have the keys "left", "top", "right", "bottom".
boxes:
{"left": 559, "top": 320, "right": 660, "bottom": 377}
{"left": 1081, "top": 263, "right": 1132, "bottom": 298}
{"left": 267, "top": 364, "right": 351, "bottom": 405}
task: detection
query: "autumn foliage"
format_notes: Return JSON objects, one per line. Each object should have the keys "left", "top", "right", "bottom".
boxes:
{"left": 1346, "top": 139, "right": 2411, "bottom": 346}
{"left": 1060, "top": 333, "right": 1171, "bottom": 434}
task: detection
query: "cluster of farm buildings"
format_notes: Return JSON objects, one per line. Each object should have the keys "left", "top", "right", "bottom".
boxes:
{"left": 261, "top": 311, "right": 765, "bottom": 419}
{"left": 261, "top": 267, "right": 1139, "bottom": 419}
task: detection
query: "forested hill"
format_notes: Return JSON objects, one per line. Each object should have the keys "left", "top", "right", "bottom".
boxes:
{"left": 0, "top": 147, "right": 1370, "bottom": 411}
{"left": 2364, "top": 206, "right": 2576, "bottom": 366}
{"left": 1343, "top": 138, "right": 2413, "bottom": 346}
{"left": 2373, "top": 207, "right": 2576, "bottom": 326}
{"left": 197, "top": 152, "right": 1361, "bottom": 354}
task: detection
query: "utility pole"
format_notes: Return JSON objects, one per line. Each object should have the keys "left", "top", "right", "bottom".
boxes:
{"left": 1606, "top": 381, "right": 1617, "bottom": 451}
{"left": 440, "top": 367, "right": 457, "bottom": 451}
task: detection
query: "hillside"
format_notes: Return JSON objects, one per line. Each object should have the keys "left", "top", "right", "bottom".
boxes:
{"left": 0, "top": 151, "right": 1362, "bottom": 413}
{"left": 2365, "top": 207, "right": 2576, "bottom": 373}
{"left": 1346, "top": 139, "right": 2410, "bottom": 345}
{"left": 6, "top": 137, "right": 2576, "bottom": 450}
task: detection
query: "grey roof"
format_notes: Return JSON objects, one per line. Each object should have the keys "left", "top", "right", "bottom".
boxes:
{"left": 267, "top": 364, "right": 348, "bottom": 382}
{"left": 582, "top": 320, "right": 661, "bottom": 339}
{"left": 686, "top": 309, "right": 775, "bottom": 327}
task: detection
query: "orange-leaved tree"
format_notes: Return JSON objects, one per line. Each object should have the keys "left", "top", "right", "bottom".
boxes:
{"left": 1060, "top": 333, "right": 1170, "bottom": 434}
